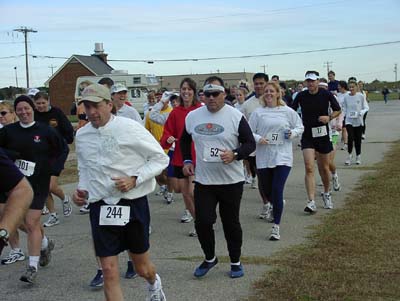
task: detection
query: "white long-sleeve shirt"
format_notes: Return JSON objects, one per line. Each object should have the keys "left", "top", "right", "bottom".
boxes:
{"left": 249, "top": 105, "right": 304, "bottom": 168}
{"left": 343, "top": 93, "right": 369, "bottom": 127}
{"left": 76, "top": 115, "right": 169, "bottom": 205}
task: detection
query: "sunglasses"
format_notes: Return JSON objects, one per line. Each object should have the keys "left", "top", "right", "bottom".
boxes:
{"left": 0, "top": 111, "right": 9, "bottom": 116}
{"left": 204, "top": 91, "right": 222, "bottom": 98}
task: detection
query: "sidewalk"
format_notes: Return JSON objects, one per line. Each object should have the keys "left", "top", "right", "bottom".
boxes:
{"left": 0, "top": 100, "right": 399, "bottom": 301}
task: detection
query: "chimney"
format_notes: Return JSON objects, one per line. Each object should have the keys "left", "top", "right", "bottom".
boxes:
{"left": 92, "top": 42, "right": 108, "bottom": 63}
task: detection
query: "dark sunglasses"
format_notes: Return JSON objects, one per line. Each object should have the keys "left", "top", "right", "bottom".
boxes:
{"left": 0, "top": 111, "right": 9, "bottom": 116}
{"left": 204, "top": 91, "right": 221, "bottom": 98}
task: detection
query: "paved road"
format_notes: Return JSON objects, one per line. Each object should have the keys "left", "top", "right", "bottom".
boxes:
{"left": 1, "top": 100, "right": 399, "bottom": 301}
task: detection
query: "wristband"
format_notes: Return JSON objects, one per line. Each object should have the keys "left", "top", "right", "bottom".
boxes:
{"left": 183, "top": 160, "right": 193, "bottom": 164}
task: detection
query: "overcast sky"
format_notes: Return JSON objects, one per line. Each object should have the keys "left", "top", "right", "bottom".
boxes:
{"left": 0, "top": 0, "right": 399, "bottom": 88}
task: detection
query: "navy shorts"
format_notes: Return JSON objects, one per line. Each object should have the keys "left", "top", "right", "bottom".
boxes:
{"left": 89, "top": 196, "right": 150, "bottom": 257}
{"left": 51, "top": 144, "right": 69, "bottom": 177}
{"left": 167, "top": 150, "right": 174, "bottom": 178}
{"left": 301, "top": 135, "right": 333, "bottom": 154}
{"left": 173, "top": 166, "right": 185, "bottom": 179}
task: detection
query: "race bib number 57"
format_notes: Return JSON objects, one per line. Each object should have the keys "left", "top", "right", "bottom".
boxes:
{"left": 99, "top": 205, "right": 130, "bottom": 226}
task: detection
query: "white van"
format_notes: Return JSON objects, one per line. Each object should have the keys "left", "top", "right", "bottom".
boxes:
{"left": 75, "top": 72, "right": 159, "bottom": 114}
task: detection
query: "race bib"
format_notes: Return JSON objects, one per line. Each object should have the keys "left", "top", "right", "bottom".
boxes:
{"left": 348, "top": 111, "right": 358, "bottom": 118}
{"left": 203, "top": 146, "right": 223, "bottom": 162}
{"left": 99, "top": 205, "right": 130, "bottom": 226}
{"left": 15, "top": 159, "right": 36, "bottom": 177}
{"left": 312, "top": 126, "right": 328, "bottom": 138}
{"left": 266, "top": 132, "right": 284, "bottom": 145}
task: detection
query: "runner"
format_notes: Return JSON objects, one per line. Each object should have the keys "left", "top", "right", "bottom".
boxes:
{"left": 249, "top": 81, "right": 303, "bottom": 240}
{"left": 343, "top": 80, "right": 369, "bottom": 165}
{"left": 111, "top": 83, "right": 142, "bottom": 123}
{"left": 357, "top": 81, "right": 369, "bottom": 140}
{"left": 33, "top": 92, "right": 74, "bottom": 227}
{"left": 337, "top": 81, "right": 349, "bottom": 150}
{"left": 0, "top": 95, "right": 63, "bottom": 284}
{"left": 181, "top": 76, "right": 255, "bottom": 278}
{"left": 292, "top": 71, "right": 341, "bottom": 212}
{"left": 72, "top": 83, "right": 169, "bottom": 301}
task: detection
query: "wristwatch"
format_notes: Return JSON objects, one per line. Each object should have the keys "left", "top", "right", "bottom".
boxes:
{"left": 233, "top": 151, "right": 239, "bottom": 159}
{"left": 0, "top": 228, "right": 9, "bottom": 243}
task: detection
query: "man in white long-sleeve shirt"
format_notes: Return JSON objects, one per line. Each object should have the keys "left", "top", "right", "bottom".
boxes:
{"left": 72, "top": 83, "right": 168, "bottom": 301}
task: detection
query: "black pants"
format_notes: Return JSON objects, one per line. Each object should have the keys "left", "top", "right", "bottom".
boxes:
{"left": 361, "top": 111, "right": 368, "bottom": 135}
{"left": 194, "top": 182, "right": 243, "bottom": 263}
{"left": 346, "top": 124, "right": 363, "bottom": 156}
{"left": 247, "top": 156, "right": 257, "bottom": 177}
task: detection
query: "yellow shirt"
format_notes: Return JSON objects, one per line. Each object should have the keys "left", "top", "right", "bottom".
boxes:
{"left": 144, "top": 106, "right": 172, "bottom": 151}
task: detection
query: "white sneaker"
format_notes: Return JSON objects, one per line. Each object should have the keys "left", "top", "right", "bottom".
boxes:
{"left": 345, "top": 154, "right": 352, "bottom": 165}
{"left": 180, "top": 210, "right": 193, "bottom": 223}
{"left": 304, "top": 200, "right": 317, "bottom": 213}
{"left": 165, "top": 192, "right": 174, "bottom": 204}
{"left": 79, "top": 204, "right": 90, "bottom": 214}
{"left": 322, "top": 193, "right": 333, "bottom": 209}
{"left": 146, "top": 274, "right": 166, "bottom": 301}
{"left": 189, "top": 227, "right": 197, "bottom": 237}
{"left": 251, "top": 177, "right": 257, "bottom": 189}
{"left": 245, "top": 175, "right": 252, "bottom": 184}
{"left": 62, "top": 195, "right": 72, "bottom": 217}
{"left": 361, "top": 134, "right": 366, "bottom": 140}
{"left": 155, "top": 185, "right": 167, "bottom": 196}
{"left": 341, "top": 144, "right": 348, "bottom": 151}
{"left": 258, "top": 203, "right": 272, "bottom": 219}
{"left": 1, "top": 249, "right": 25, "bottom": 265}
{"left": 269, "top": 225, "right": 280, "bottom": 241}
{"left": 332, "top": 174, "right": 341, "bottom": 191}
{"left": 42, "top": 206, "right": 49, "bottom": 215}
{"left": 356, "top": 155, "right": 361, "bottom": 165}
{"left": 43, "top": 214, "right": 60, "bottom": 227}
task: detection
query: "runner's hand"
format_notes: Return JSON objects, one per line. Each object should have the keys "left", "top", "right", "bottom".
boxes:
{"left": 73, "top": 189, "right": 88, "bottom": 206}
{"left": 112, "top": 176, "right": 137, "bottom": 192}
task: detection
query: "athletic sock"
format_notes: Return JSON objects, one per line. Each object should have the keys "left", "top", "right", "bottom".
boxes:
{"left": 41, "top": 235, "right": 48, "bottom": 250}
{"left": 29, "top": 256, "right": 39, "bottom": 270}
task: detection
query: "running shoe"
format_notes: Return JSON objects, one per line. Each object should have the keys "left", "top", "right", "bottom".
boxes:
{"left": 341, "top": 144, "right": 348, "bottom": 151}
{"left": 332, "top": 174, "right": 341, "bottom": 191}
{"left": 20, "top": 266, "right": 37, "bottom": 284}
{"left": 180, "top": 210, "right": 193, "bottom": 223}
{"left": 251, "top": 177, "right": 257, "bottom": 189}
{"left": 155, "top": 185, "right": 167, "bottom": 196}
{"left": 39, "top": 238, "right": 55, "bottom": 267}
{"left": 89, "top": 269, "right": 104, "bottom": 288}
{"left": 146, "top": 274, "right": 166, "bottom": 301}
{"left": 125, "top": 261, "right": 138, "bottom": 279}
{"left": 230, "top": 264, "right": 244, "bottom": 278}
{"left": 165, "top": 192, "right": 174, "bottom": 204}
{"left": 189, "top": 227, "right": 197, "bottom": 237}
{"left": 258, "top": 203, "right": 272, "bottom": 219}
{"left": 361, "top": 134, "right": 366, "bottom": 140}
{"left": 41, "top": 206, "right": 49, "bottom": 215}
{"left": 79, "top": 204, "right": 90, "bottom": 214}
{"left": 304, "top": 200, "right": 317, "bottom": 213}
{"left": 62, "top": 195, "right": 72, "bottom": 217}
{"left": 1, "top": 249, "right": 25, "bottom": 265}
{"left": 356, "top": 155, "right": 361, "bottom": 165}
{"left": 322, "top": 193, "right": 333, "bottom": 209}
{"left": 269, "top": 225, "right": 280, "bottom": 241}
{"left": 345, "top": 154, "right": 352, "bottom": 166}
{"left": 43, "top": 214, "right": 60, "bottom": 227}
{"left": 194, "top": 258, "right": 218, "bottom": 278}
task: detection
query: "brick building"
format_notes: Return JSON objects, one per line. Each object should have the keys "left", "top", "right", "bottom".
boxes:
{"left": 45, "top": 45, "right": 113, "bottom": 114}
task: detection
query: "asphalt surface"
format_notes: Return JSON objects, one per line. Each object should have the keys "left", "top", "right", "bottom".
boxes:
{"left": 1, "top": 100, "right": 399, "bottom": 301}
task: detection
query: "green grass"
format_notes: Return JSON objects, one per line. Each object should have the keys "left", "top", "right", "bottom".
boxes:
{"left": 247, "top": 141, "right": 400, "bottom": 301}
{"left": 367, "top": 92, "right": 398, "bottom": 101}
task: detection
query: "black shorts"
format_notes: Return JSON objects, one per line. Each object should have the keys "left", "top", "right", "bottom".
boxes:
{"left": 30, "top": 192, "right": 48, "bottom": 210}
{"left": 301, "top": 135, "right": 333, "bottom": 154}
{"left": 89, "top": 196, "right": 150, "bottom": 257}
{"left": 0, "top": 193, "right": 6, "bottom": 204}
{"left": 51, "top": 144, "right": 69, "bottom": 177}
{"left": 173, "top": 166, "right": 186, "bottom": 179}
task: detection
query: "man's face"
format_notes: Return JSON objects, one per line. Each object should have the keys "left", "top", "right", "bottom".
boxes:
{"left": 253, "top": 78, "right": 267, "bottom": 97}
{"left": 83, "top": 100, "right": 113, "bottom": 128}
{"left": 204, "top": 81, "right": 226, "bottom": 113}
{"left": 328, "top": 73, "right": 335, "bottom": 81}
{"left": 111, "top": 91, "right": 127, "bottom": 107}
{"left": 306, "top": 79, "right": 319, "bottom": 93}
{"left": 34, "top": 97, "right": 49, "bottom": 113}
{"left": 297, "top": 83, "right": 304, "bottom": 92}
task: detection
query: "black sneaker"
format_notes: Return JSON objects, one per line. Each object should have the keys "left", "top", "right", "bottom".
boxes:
{"left": 20, "top": 266, "right": 37, "bottom": 284}
{"left": 194, "top": 258, "right": 218, "bottom": 278}
{"left": 39, "top": 239, "right": 55, "bottom": 267}
{"left": 89, "top": 269, "right": 104, "bottom": 288}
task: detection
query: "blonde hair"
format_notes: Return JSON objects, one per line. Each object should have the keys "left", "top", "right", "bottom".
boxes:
{"left": 0, "top": 101, "right": 15, "bottom": 113}
{"left": 261, "top": 81, "right": 286, "bottom": 107}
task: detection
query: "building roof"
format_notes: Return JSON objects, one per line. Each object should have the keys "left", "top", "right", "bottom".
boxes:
{"left": 44, "top": 54, "right": 114, "bottom": 86}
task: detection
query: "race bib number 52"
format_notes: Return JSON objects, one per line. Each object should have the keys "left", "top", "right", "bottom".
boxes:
{"left": 203, "top": 146, "right": 223, "bottom": 162}
{"left": 99, "top": 205, "right": 130, "bottom": 226}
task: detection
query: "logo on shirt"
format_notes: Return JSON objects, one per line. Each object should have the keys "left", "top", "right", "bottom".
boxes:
{"left": 49, "top": 118, "right": 58, "bottom": 128}
{"left": 194, "top": 123, "right": 224, "bottom": 136}
{"left": 33, "top": 135, "right": 41, "bottom": 143}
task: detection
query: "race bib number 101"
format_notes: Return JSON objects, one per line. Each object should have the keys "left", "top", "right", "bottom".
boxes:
{"left": 99, "top": 205, "right": 130, "bottom": 226}
{"left": 15, "top": 159, "right": 36, "bottom": 177}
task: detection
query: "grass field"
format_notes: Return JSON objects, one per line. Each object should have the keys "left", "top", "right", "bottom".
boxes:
{"left": 248, "top": 141, "right": 400, "bottom": 301}
{"left": 367, "top": 92, "right": 398, "bottom": 101}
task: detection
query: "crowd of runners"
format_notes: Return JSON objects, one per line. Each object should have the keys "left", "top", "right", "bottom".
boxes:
{"left": 0, "top": 69, "right": 370, "bottom": 301}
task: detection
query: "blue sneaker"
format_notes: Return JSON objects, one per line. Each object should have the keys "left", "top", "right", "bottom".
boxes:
{"left": 194, "top": 258, "right": 218, "bottom": 278}
{"left": 125, "top": 261, "right": 138, "bottom": 279}
{"left": 230, "top": 264, "right": 244, "bottom": 278}
{"left": 89, "top": 269, "right": 103, "bottom": 288}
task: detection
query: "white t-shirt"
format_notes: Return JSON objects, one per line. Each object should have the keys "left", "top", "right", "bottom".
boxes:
{"left": 343, "top": 93, "right": 369, "bottom": 127}
{"left": 117, "top": 104, "right": 142, "bottom": 124}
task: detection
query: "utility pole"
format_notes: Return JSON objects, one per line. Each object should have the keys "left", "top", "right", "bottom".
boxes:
{"left": 14, "top": 67, "right": 19, "bottom": 88}
{"left": 260, "top": 64, "right": 267, "bottom": 74}
{"left": 394, "top": 63, "right": 398, "bottom": 82}
{"left": 49, "top": 64, "right": 57, "bottom": 76}
{"left": 13, "top": 27, "right": 37, "bottom": 88}
{"left": 323, "top": 61, "right": 333, "bottom": 74}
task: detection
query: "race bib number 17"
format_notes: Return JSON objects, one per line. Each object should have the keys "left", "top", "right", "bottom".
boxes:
{"left": 311, "top": 126, "right": 328, "bottom": 138}
{"left": 99, "top": 205, "right": 130, "bottom": 226}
